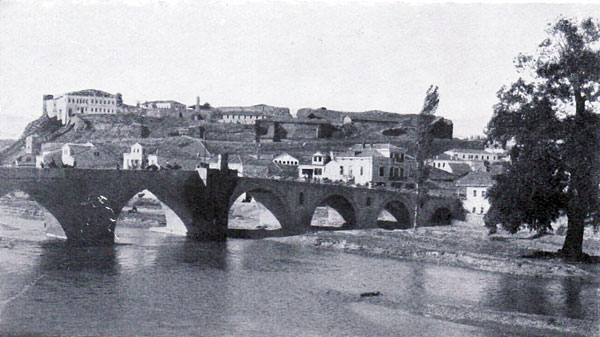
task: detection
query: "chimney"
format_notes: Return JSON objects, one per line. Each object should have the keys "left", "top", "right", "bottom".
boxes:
{"left": 220, "top": 153, "right": 229, "bottom": 171}
{"left": 195, "top": 96, "right": 200, "bottom": 112}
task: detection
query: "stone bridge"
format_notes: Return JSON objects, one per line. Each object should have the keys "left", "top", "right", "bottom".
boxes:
{"left": 0, "top": 168, "right": 464, "bottom": 245}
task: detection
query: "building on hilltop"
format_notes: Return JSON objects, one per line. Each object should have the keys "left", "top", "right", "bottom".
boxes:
{"left": 139, "top": 100, "right": 188, "bottom": 118}
{"left": 216, "top": 104, "right": 292, "bottom": 124}
{"left": 455, "top": 171, "right": 494, "bottom": 215}
{"left": 43, "top": 89, "right": 118, "bottom": 125}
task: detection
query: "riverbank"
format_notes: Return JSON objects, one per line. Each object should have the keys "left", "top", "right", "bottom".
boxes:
{"left": 271, "top": 220, "right": 600, "bottom": 280}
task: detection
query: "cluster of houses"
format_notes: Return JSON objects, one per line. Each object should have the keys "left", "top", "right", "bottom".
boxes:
{"left": 15, "top": 133, "right": 508, "bottom": 217}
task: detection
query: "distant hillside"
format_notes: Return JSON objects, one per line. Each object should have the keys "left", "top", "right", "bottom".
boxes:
{"left": 0, "top": 112, "right": 474, "bottom": 165}
{"left": 0, "top": 139, "right": 16, "bottom": 152}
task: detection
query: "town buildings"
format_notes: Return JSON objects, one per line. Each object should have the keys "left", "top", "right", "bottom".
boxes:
{"left": 43, "top": 89, "right": 118, "bottom": 125}
{"left": 298, "top": 143, "right": 416, "bottom": 188}
{"left": 455, "top": 171, "right": 494, "bottom": 215}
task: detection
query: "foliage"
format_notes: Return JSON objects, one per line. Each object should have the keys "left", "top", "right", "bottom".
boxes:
{"left": 485, "top": 17, "right": 600, "bottom": 259}
{"left": 413, "top": 85, "right": 439, "bottom": 229}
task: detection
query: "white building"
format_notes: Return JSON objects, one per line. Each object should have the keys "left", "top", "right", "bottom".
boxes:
{"left": 298, "top": 151, "right": 330, "bottom": 180}
{"left": 455, "top": 172, "right": 494, "bottom": 215}
{"left": 219, "top": 112, "right": 266, "bottom": 124}
{"left": 299, "top": 144, "right": 416, "bottom": 188}
{"left": 61, "top": 143, "right": 95, "bottom": 167}
{"left": 43, "top": 89, "right": 118, "bottom": 125}
{"left": 123, "top": 143, "right": 157, "bottom": 169}
{"left": 273, "top": 153, "right": 299, "bottom": 166}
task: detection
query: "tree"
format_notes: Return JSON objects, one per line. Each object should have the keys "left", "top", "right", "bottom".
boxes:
{"left": 486, "top": 17, "right": 600, "bottom": 260}
{"left": 413, "top": 85, "right": 439, "bottom": 229}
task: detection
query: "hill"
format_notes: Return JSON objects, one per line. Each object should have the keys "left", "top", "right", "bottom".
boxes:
{"left": 0, "top": 113, "right": 480, "bottom": 165}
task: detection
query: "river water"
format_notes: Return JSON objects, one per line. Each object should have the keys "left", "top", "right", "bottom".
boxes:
{"left": 0, "top": 224, "right": 598, "bottom": 337}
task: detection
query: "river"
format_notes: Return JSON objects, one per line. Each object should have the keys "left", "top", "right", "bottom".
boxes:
{"left": 0, "top": 224, "right": 598, "bottom": 336}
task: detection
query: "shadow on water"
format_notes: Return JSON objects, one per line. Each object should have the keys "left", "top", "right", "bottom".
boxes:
{"left": 481, "top": 272, "right": 597, "bottom": 320}
{"left": 152, "top": 237, "right": 229, "bottom": 270}
{"left": 37, "top": 240, "right": 119, "bottom": 274}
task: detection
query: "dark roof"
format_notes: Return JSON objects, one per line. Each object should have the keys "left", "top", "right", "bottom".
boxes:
{"left": 434, "top": 153, "right": 453, "bottom": 160}
{"left": 337, "top": 148, "right": 385, "bottom": 158}
{"left": 428, "top": 167, "right": 461, "bottom": 181}
{"left": 447, "top": 163, "right": 472, "bottom": 176}
{"left": 141, "top": 100, "right": 186, "bottom": 105}
{"left": 447, "top": 148, "right": 490, "bottom": 155}
{"left": 455, "top": 172, "right": 494, "bottom": 187}
{"left": 66, "top": 89, "right": 115, "bottom": 97}
{"left": 262, "top": 117, "right": 335, "bottom": 125}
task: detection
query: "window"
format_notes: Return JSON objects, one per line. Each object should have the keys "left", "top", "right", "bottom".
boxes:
{"left": 340, "top": 166, "right": 344, "bottom": 175}
{"left": 482, "top": 190, "right": 486, "bottom": 197}
{"left": 314, "top": 168, "right": 322, "bottom": 175}
{"left": 379, "top": 167, "right": 384, "bottom": 176}
{"left": 299, "top": 192, "right": 304, "bottom": 205}
{"left": 472, "top": 207, "right": 476, "bottom": 213}
{"left": 473, "top": 190, "right": 477, "bottom": 197}
{"left": 360, "top": 167, "right": 363, "bottom": 175}
{"left": 389, "top": 167, "right": 393, "bottom": 177}
{"left": 481, "top": 207, "right": 485, "bottom": 214}
{"left": 443, "top": 163, "right": 446, "bottom": 168}
{"left": 366, "top": 197, "right": 371, "bottom": 206}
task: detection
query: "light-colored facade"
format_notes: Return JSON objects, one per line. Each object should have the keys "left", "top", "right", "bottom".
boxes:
{"left": 456, "top": 172, "right": 494, "bottom": 215}
{"left": 44, "top": 89, "right": 118, "bottom": 125}
{"left": 273, "top": 153, "right": 299, "bottom": 166}
{"left": 123, "top": 143, "right": 149, "bottom": 169}
{"left": 219, "top": 112, "right": 266, "bottom": 124}
{"left": 139, "top": 100, "right": 187, "bottom": 111}
{"left": 299, "top": 144, "right": 415, "bottom": 187}
{"left": 62, "top": 143, "right": 95, "bottom": 167}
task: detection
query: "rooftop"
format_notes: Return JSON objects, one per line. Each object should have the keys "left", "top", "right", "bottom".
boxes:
{"left": 455, "top": 171, "right": 494, "bottom": 187}
{"left": 66, "top": 89, "right": 115, "bottom": 98}
{"left": 446, "top": 148, "right": 491, "bottom": 155}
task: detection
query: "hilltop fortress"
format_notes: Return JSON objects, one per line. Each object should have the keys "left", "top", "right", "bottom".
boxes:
{"left": 41, "top": 88, "right": 453, "bottom": 141}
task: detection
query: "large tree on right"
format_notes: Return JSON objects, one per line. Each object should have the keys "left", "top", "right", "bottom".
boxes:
{"left": 485, "top": 17, "right": 600, "bottom": 260}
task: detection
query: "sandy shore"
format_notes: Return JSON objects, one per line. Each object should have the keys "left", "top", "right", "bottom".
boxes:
{"left": 270, "top": 220, "right": 600, "bottom": 280}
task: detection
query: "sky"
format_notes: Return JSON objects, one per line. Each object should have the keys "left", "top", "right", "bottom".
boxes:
{"left": 1, "top": 1, "right": 599, "bottom": 139}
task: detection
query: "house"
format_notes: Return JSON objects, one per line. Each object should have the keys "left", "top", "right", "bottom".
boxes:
{"left": 219, "top": 111, "right": 267, "bottom": 124}
{"left": 58, "top": 142, "right": 124, "bottom": 169}
{"left": 123, "top": 143, "right": 158, "bottom": 169}
{"left": 273, "top": 153, "right": 300, "bottom": 166}
{"left": 43, "top": 89, "right": 118, "bottom": 125}
{"left": 62, "top": 143, "right": 95, "bottom": 167}
{"left": 298, "top": 143, "right": 416, "bottom": 188}
{"left": 139, "top": 100, "right": 188, "bottom": 118}
{"left": 36, "top": 149, "right": 63, "bottom": 168}
{"left": 297, "top": 151, "right": 331, "bottom": 180}
{"left": 455, "top": 172, "right": 494, "bottom": 215}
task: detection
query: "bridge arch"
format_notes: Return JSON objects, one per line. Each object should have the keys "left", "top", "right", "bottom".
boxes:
{"left": 376, "top": 199, "right": 412, "bottom": 230}
{"left": 309, "top": 193, "right": 358, "bottom": 229}
{"left": 430, "top": 207, "right": 452, "bottom": 225}
{"left": 229, "top": 183, "right": 293, "bottom": 230}
{"left": 0, "top": 189, "right": 66, "bottom": 239}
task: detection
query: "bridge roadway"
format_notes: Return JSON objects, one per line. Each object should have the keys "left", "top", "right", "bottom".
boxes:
{"left": 0, "top": 167, "right": 464, "bottom": 245}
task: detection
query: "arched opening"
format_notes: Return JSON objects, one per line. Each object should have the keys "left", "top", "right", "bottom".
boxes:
{"left": 310, "top": 195, "right": 356, "bottom": 229}
{"left": 228, "top": 189, "right": 287, "bottom": 231}
{"left": 431, "top": 207, "right": 452, "bottom": 226}
{"left": 0, "top": 190, "right": 66, "bottom": 241}
{"left": 377, "top": 200, "right": 411, "bottom": 230}
{"left": 115, "top": 189, "right": 187, "bottom": 242}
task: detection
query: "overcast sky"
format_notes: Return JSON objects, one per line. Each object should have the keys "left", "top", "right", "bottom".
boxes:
{"left": 0, "top": 1, "right": 598, "bottom": 139}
